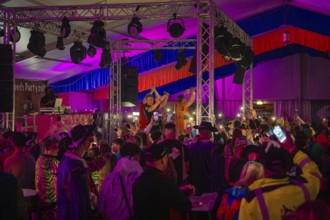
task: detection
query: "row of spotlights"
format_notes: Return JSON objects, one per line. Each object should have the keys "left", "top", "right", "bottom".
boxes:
{"left": 128, "top": 13, "right": 185, "bottom": 39}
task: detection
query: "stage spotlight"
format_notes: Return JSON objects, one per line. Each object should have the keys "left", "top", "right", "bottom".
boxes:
{"left": 99, "top": 48, "right": 112, "bottom": 68}
{"left": 239, "top": 46, "right": 254, "bottom": 69}
{"left": 88, "top": 20, "right": 108, "bottom": 48}
{"left": 70, "top": 41, "right": 86, "bottom": 64}
{"left": 128, "top": 16, "right": 142, "bottom": 37}
{"left": 0, "top": 27, "right": 21, "bottom": 42}
{"left": 27, "top": 30, "right": 46, "bottom": 57}
{"left": 229, "top": 38, "right": 244, "bottom": 61}
{"left": 233, "top": 63, "right": 246, "bottom": 85}
{"left": 87, "top": 45, "right": 96, "bottom": 58}
{"left": 214, "top": 26, "right": 232, "bottom": 61}
{"left": 167, "top": 13, "right": 185, "bottom": 38}
{"left": 56, "top": 37, "right": 65, "bottom": 50}
{"left": 121, "top": 56, "right": 130, "bottom": 64}
{"left": 9, "top": 27, "right": 21, "bottom": 43}
{"left": 153, "top": 49, "right": 163, "bottom": 61}
{"left": 233, "top": 46, "right": 253, "bottom": 85}
{"left": 61, "top": 16, "right": 71, "bottom": 38}
{"left": 175, "top": 50, "right": 187, "bottom": 70}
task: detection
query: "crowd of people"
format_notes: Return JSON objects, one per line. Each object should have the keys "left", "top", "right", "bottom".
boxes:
{"left": 0, "top": 86, "right": 330, "bottom": 220}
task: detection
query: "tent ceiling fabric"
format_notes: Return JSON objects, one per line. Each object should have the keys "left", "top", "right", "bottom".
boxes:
{"left": 1, "top": 0, "right": 330, "bottom": 83}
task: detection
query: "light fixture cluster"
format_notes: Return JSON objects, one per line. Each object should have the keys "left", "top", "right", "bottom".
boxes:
{"left": 214, "top": 26, "right": 254, "bottom": 84}
{"left": 6, "top": 9, "right": 188, "bottom": 68}
{"left": 87, "top": 20, "right": 111, "bottom": 67}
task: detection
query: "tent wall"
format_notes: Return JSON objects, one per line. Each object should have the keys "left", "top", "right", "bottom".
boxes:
{"left": 215, "top": 53, "right": 330, "bottom": 120}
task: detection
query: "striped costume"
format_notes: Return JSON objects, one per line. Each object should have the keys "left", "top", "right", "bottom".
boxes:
{"left": 35, "top": 154, "right": 59, "bottom": 220}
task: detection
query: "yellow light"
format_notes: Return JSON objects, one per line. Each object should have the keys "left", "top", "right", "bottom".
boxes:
{"left": 272, "top": 116, "right": 276, "bottom": 121}
{"left": 219, "top": 125, "right": 223, "bottom": 129}
{"left": 256, "top": 100, "right": 264, "bottom": 105}
{"left": 192, "top": 111, "right": 196, "bottom": 115}
{"left": 218, "top": 113, "right": 222, "bottom": 118}
{"left": 166, "top": 108, "right": 171, "bottom": 112}
{"left": 240, "top": 106, "right": 244, "bottom": 111}
{"left": 189, "top": 117, "right": 194, "bottom": 121}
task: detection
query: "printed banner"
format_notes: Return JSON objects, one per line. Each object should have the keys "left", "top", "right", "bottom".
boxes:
{"left": 15, "top": 79, "right": 48, "bottom": 115}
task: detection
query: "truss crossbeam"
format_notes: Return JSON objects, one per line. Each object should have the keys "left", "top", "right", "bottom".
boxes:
{"left": 214, "top": 6, "right": 252, "bottom": 47}
{"left": 1, "top": 1, "right": 201, "bottom": 23}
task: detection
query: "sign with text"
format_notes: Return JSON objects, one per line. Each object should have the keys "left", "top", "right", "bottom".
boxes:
{"left": 15, "top": 79, "right": 48, "bottom": 115}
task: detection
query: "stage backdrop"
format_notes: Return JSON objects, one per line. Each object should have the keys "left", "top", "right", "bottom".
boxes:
{"left": 15, "top": 79, "right": 47, "bottom": 116}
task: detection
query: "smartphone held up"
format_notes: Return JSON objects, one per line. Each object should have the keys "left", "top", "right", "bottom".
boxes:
{"left": 272, "top": 125, "right": 286, "bottom": 143}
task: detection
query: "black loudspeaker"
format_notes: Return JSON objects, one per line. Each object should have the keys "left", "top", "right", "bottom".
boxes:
{"left": 0, "top": 44, "right": 13, "bottom": 112}
{"left": 121, "top": 66, "right": 138, "bottom": 106}
{"left": 233, "top": 64, "right": 246, "bottom": 85}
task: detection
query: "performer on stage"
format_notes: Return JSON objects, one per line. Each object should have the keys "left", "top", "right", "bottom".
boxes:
{"left": 139, "top": 85, "right": 169, "bottom": 128}
{"left": 40, "top": 87, "right": 58, "bottom": 107}
{"left": 175, "top": 87, "right": 195, "bottom": 136}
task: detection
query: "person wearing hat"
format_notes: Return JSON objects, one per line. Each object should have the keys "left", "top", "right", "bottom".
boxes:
{"left": 57, "top": 125, "right": 94, "bottom": 220}
{"left": 162, "top": 122, "right": 190, "bottom": 186}
{"left": 98, "top": 143, "right": 143, "bottom": 220}
{"left": 188, "top": 121, "right": 217, "bottom": 194}
{"left": 175, "top": 87, "right": 195, "bottom": 136}
{"left": 133, "top": 142, "right": 194, "bottom": 220}
{"left": 4, "top": 132, "right": 36, "bottom": 189}
{"left": 35, "top": 136, "right": 60, "bottom": 219}
{"left": 239, "top": 132, "right": 322, "bottom": 220}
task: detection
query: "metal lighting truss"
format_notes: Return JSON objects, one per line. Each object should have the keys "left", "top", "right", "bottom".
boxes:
{"left": 108, "top": 53, "right": 122, "bottom": 143}
{"left": 0, "top": 0, "right": 252, "bottom": 132}
{"left": 195, "top": 2, "right": 214, "bottom": 125}
{"left": 108, "top": 39, "right": 196, "bottom": 143}
{"left": 214, "top": 7, "right": 252, "bottom": 48}
{"left": 242, "top": 64, "right": 254, "bottom": 120}
{"left": 214, "top": 6, "right": 253, "bottom": 119}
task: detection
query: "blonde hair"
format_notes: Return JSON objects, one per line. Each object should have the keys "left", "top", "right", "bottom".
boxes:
{"left": 235, "top": 161, "right": 264, "bottom": 187}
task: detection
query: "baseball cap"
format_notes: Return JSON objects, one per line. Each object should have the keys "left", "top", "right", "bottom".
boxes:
{"left": 145, "top": 142, "right": 171, "bottom": 162}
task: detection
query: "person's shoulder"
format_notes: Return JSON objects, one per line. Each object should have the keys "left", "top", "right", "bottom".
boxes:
{"left": 5, "top": 153, "right": 21, "bottom": 164}
{"left": 0, "top": 171, "right": 17, "bottom": 183}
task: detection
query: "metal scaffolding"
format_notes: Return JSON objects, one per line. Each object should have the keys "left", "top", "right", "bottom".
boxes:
{"left": 242, "top": 63, "right": 254, "bottom": 119}
{"left": 0, "top": 0, "right": 252, "bottom": 134}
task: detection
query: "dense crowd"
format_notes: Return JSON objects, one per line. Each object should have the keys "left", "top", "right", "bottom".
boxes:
{"left": 1, "top": 87, "right": 330, "bottom": 220}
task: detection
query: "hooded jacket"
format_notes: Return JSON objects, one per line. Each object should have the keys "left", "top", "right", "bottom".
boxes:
{"left": 98, "top": 157, "right": 143, "bottom": 220}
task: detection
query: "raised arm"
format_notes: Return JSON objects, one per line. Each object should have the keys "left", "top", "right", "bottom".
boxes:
{"left": 147, "top": 99, "right": 162, "bottom": 112}
{"left": 153, "top": 87, "right": 161, "bottom": 102}
{"left": 142, "top": 85, "right": 155, "bottom": 104}
{"left": 159, "top": 93, "right": 169, "bottom": 108}
{"left": 184, "top": 88, "right": 195, "bottom": 108}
